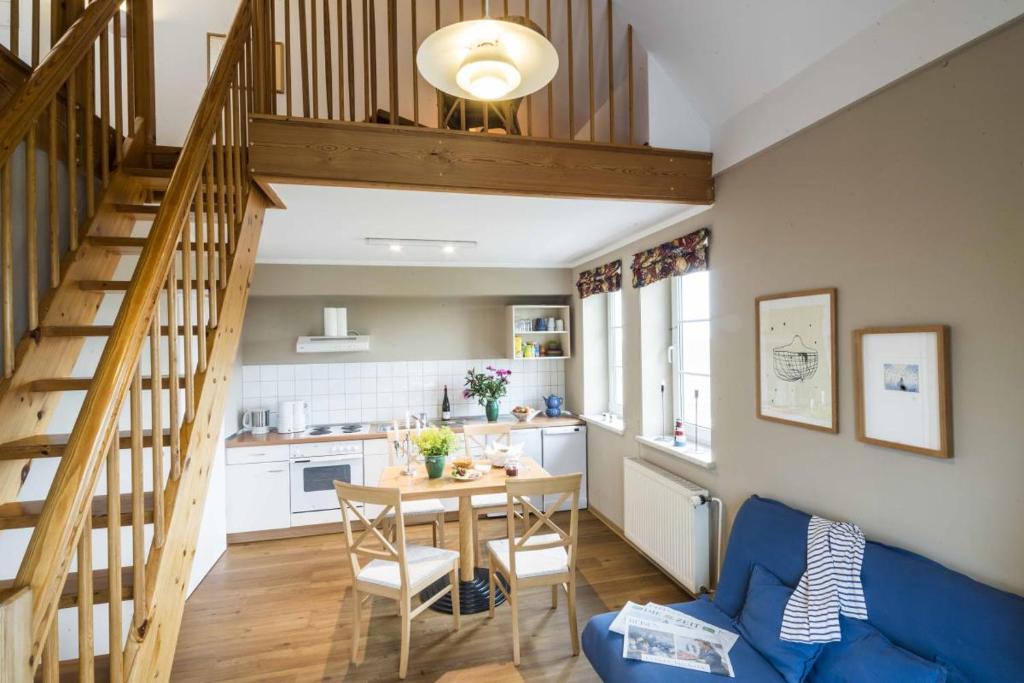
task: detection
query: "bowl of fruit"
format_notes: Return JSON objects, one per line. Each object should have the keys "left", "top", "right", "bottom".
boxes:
{"left": 511, "top": 405, "right": 540, "bottom": 423}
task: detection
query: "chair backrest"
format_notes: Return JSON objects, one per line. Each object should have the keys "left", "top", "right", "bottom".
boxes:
{"left": 334, "top": 481, "right": 408, "bottom": 585}
{"left": 504, "top": 473, "right": 581, "bottom": 577}
{"left": 462, "top": 423, "right": 511, "bottom": 459}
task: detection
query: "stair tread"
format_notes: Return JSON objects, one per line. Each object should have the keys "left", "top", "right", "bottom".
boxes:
{"left": 26, "top": 376, "right": 187, "bottom": 392}
{"left": 0, "top": 430, "right": 171, "bottom": 461}
{"left": 0, "top": 567, "right": 134, "bottom": 609}
{"left": 114, "top": 203, "right": 159, "bottom": 214}
{"left": 85, "top": 236, "right": 187, "bottom": 253}
{"left": 0, "top": 492, "right": 154, "bottom": 530}
{"left": 77, "top": 279, "right": 199, "bottom": 292}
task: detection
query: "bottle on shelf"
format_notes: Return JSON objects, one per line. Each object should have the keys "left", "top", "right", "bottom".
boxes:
{"left": 441, "top": 385, "right": 452, "bottom": 421}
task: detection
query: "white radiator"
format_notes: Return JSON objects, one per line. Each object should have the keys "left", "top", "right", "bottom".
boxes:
{"left": 623, "top": 458, "right": 710, "bottom": 594}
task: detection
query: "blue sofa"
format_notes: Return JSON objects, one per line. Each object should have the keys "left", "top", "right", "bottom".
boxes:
{"left": 582, "top": 496, "right": 1024, "bottom": 682}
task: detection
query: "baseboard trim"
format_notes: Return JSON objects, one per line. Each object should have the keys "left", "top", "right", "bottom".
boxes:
{"left": 587, "top": 503, "right": 699, "bottom": 600}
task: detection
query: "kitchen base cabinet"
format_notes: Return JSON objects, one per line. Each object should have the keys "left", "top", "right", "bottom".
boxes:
{"left": 227, "top": 461, "right": 291, "bottom": 533}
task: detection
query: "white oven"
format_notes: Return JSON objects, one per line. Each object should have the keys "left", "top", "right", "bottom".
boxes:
{"left": 289, "top": 441, "right": 364, "bottom": 514}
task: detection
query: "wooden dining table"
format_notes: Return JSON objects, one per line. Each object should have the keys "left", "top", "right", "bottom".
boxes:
{"left": 378, "top": 456, "right": 549, "bottom": 614}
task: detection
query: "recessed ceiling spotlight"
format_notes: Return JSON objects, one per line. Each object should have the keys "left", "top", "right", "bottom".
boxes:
{"left": 366, "top": 237, "right": 478, "bottom": 253}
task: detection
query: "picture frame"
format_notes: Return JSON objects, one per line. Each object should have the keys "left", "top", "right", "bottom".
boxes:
{"left": 853, "top": 325, "right": 952, "bottom": 458}
{"left": 755, "top": 288, "right": 838, "bottom": 433}
{"left": 208, "top": 33, "right": 285, "bottom": 94}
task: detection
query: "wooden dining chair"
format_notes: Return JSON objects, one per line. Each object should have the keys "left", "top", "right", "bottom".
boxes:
{"left": 335, "top": 481, "right": 461, "bottom": 680}
{"left": 462, "top": 423, "right": 529, "bottom": 559}
{"left": 384, "top": 429, "right": 447, "bottom": 547}
{"left": 486, "top": 473, "right": 582, "bottom": 665}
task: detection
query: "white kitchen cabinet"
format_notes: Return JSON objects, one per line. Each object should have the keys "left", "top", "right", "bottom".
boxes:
{"left": 226, "top": 461, "right": 291, "bottom": 533}
{"left": 226, "top": 444, "right": 290, "bottom": 466}
{"left": 510, "top": 427, "right": 543, "bottom": 463}
{"left": 362, "top": 439, "right": 389, "bottom": 519}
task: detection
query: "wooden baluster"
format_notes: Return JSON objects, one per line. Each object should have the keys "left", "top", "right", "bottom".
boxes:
{"left": 193, "top": 191, "right": 208, "bottom": 371}
{"left": 362, "top": 0, "right": 370, "bottom": 120}
{"left": 546, "top": 0, "right": 552, "bottom": 137}
{"left": 222, "top": 100, "right": 235, "bottom": 252}
{"left": 369, "top": 0, "right": 377, "bottom": 117}
{"left": 26, "top": 127, "right": 38, "bottom": 332}
{"left": 130, "top": 0, "right": 156, "bottom": 147}
{"left": 606, "top": 0, "right": 613, "bottom": 143}
{"left": 214, "top": 125, "right": 228, "bottom": 290}
{"left": 480, "top": 0, "right": 488, "bottom": 132}
{"left": 270, "top": 0, "right": 278, "bottom": 114}
{"left": 387, "top": 0, "right": 397, "bottom": 124}
{"left": 106, "top": 438, "right": 123, "bottom": 683}
{"left": 182, "top": 196, "right": 196, "bottom": 418}
{"left": 458, "top": 0, "right": 464, "bottom": 130}
{"left": 126, "top": 0, "right": 136, "bottom": 125}
{"left": 77, "top": 514, "right": 95, "bottom": 682}
{"left": 41, "top": 619, "right": 59, "bottom": 683}
{"left": 525, "top": 0, "right": 532, "bottom": 136}
{"left": 285, "top": 0, "right": 293, "bottom": 116}
{"left": 323, "top": 0, "right": 334, "bottom": 119}
{"left": 32, "top": 0, "right": 41, "bottom": 65}
{"left": 10, "top": 0, "right": 19, "bottom": 57}
{"left": 130, "top": 366, "right": 147, "bottom": 630}
{"left": 587, "top": 0, "right": 594, "bottom": 141}
{"left": 234, "top": 65, "right": 244, "bottom": 248}
{"left": 1, "top": 162, "right": 12, "bottom": 378}
{"left": 627, "top": 23, "right": 633, "bottom": 145}
{"left": 48, "top": 103, "right": 59, "bottom": 288}
{"left": 298, "top": 0, "right": 310, "bottom": 116}
{"left": 114, "top": 9, "right": 124, "bottom": 163}
{"left": 67, "top": 75, "right": 78, "bottom": 249}
{"left": 346, "top": 0, "right": 355, "bottom": 121}
{"left": 84, "top": 46, "right": 95, "bottom": 219}
{"left": 567, "top": 0, "right": 574, "bottom": 140}
{"left": 410, "top": 0, "right": 418, "bottom": 125}
{"left": 165, "top": 268, "right": 180, "bottom": 480}
{"left": 149, "top": 313, "right": 165, "bottom": 549}
{"left": 100, "top": 23, "right": 111, "bottom": 186}
{"left": 311, "top": 0, "right": 319, "bottom": 118}
{"left": 434, "top": 0, "right": 441, "bottom": 127}
{"left": 204, "top": 155, "right": 219, "bottom": 323}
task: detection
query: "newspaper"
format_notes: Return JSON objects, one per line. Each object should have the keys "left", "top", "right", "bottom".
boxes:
{"left": 609, "top": 601, "right": 740, "bottom": 652}
{"left": 622, "top": 616, "right": 735, "bottom": 677}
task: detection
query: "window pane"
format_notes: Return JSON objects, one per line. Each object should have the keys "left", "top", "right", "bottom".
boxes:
{"left": 681, "top": 321, "right": 710, "bottom": 375}
{"left": 681, "top": 271, "right": 710, "bottom": 321}
{"left": 682, "top": 374, "right": 711, "bottom": 429}
{"left": 614, "top": 367, "right": 624, "bottom": 411}
{"left": 612, "top": 328, "right": 623, "bottom": 368}
{"left": 609, "top": 290, "right": 622, "bottom": 326}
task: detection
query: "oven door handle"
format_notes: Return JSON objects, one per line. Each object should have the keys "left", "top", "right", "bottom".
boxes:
{"left": 293, "top": 459, "right": 311, "bottom": 463}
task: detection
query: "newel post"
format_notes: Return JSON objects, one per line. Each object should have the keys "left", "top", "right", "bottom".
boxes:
{"left": 129, "top": 0, "right": 157, "bottom": 147}
{"left": 250, "top": 0, "right": 275, "bottom": 115}
{"left": 0, "top": 587, "right": 33, "bottom": 682}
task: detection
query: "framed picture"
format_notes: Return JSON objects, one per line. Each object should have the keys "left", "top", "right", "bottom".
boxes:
{"left": 208, "top": 33, "right": 285, "bottom": 93}
{"left": 756, "top": 288, "right": 838, "bottom": 433}
{"left": 853, "top": 325, "right": 951, "bottom": 458}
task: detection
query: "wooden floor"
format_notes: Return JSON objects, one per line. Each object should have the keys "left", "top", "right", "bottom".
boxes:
{"left": 172, "top": 511, "right": 690, "bottom": 682}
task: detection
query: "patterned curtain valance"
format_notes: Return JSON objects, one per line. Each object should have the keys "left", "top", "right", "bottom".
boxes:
{"left": 576, "top": 259, "right": 622, "bottom": 299}
{"left": 631, "top": 228, "right": 710, "bottom": 288}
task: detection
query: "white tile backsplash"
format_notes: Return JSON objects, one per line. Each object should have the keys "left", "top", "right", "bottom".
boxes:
{"left": 241, "top": 358, "right": 566, "bottom": 428}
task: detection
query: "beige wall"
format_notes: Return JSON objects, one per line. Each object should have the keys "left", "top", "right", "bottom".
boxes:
{"left": 243, "top": 264, "right": 572, "bottom": 364}
{"left": 569, "top": 19, "right": 1024, "bottom": 594}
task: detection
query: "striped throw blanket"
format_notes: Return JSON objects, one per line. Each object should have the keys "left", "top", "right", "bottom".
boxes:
{"left": 780, "top": 516, "right": 868, "bottom": 643}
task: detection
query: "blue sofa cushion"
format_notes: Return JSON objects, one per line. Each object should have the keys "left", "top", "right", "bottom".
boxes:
{"left": 736, "top": 564, "right": 822, "bottom": 683}
{"left": 810, "top": 617, "right": 948, "bottom": 683}
{"left": 582, "top": 597, "right": 785, "bottom": 683}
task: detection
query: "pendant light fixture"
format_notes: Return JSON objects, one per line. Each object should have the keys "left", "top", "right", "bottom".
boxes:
{"left": 417, "top": 0, "right": 559, "bottom": 102}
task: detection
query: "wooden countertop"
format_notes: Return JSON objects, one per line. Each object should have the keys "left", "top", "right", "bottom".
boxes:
{"left": 225, "top": 415, "right": 585, "bottom": 448}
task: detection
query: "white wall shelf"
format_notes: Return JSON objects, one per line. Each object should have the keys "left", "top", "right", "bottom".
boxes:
{"left": 506, "top": 304, "right": 571, "bottom": 361}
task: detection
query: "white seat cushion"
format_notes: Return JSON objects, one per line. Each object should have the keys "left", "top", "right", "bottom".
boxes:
{"left": 486, "top": 534, "right": 569, "bottom": 579}
{"left": 357, "top": 544, "right": 459, "bottom": 592}
{"left": 383, "top": 498, "right": 446, "bottom": 517}
{"left": 471, "top": 493, "right": 531, "bottom": 509}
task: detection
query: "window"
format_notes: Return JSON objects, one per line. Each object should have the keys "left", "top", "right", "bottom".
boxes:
{"left": 607, "top": 289, "right": 624, "bottom": 418}
{"left": 671, "top": 272, "right": 711, "bottom": 446}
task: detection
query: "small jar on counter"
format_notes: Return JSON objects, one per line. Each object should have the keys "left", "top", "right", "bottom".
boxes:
{"left": 504, "top": 454, "right": 520, "bottom": 477}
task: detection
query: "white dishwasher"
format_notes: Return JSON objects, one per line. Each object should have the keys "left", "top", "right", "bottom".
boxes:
{"left": 541, "top": 425, "right": 587, "bottom": 512}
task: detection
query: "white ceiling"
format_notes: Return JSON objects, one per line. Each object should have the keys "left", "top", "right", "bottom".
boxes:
{"left": 624, "top": 0, "right": 1024, "bottom": 171}
{"left": 259, "top": 184, "right": 706, "bottom": 268}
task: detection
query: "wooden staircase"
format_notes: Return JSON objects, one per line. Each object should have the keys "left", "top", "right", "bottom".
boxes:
{"left": 0, "top": 1, "right": 275, "bottom": 680}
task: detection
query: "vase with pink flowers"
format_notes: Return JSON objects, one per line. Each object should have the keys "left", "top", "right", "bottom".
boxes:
{"left": 463, "top": 366, "right": 511, "bottom": 423}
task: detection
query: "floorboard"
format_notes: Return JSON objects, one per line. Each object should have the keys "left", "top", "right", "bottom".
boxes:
{"left": 172, "top": 511, "right": 690, "bottom": 681}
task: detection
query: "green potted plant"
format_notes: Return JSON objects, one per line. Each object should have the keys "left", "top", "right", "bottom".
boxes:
{"left": 463, "top": 366, "right": 512, "bottom": 422}
{"left": 413, "top": 426, "right": 458, "bottom": 479}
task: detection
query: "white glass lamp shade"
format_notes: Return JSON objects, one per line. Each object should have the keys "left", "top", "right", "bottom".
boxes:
{"left": 417, "top": 19, "right": 559, "bottom": 101}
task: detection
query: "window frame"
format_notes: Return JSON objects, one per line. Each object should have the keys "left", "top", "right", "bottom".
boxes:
{"left": 607, "top": 289, "right": 624, "bottom": 418}
{"left": 670, "top": 273, "right": 711, "bottom": 447}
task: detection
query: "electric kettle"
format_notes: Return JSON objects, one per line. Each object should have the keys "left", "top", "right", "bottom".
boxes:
{"left": 277, "top": 400, "right": 309, "bottom": 433}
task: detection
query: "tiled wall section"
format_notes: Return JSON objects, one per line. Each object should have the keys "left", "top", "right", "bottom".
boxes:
{"left": 240, "top": 359, "right": 566, "bottom": 427}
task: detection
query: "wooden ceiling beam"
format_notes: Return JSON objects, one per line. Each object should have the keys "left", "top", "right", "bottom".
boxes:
{"left": 248, "top": 115, "right": 714, "bottom": 204}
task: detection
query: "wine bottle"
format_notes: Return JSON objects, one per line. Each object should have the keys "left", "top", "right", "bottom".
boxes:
{"left": 441, "top": 385, "right": 452, "bottom": 421}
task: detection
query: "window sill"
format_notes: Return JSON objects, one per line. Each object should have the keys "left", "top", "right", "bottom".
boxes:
{"left": 581, "top": 414, "right": 626, "bottom": 436}
{"left": 636, "top": 435, "right": 715, "bottom": 470}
